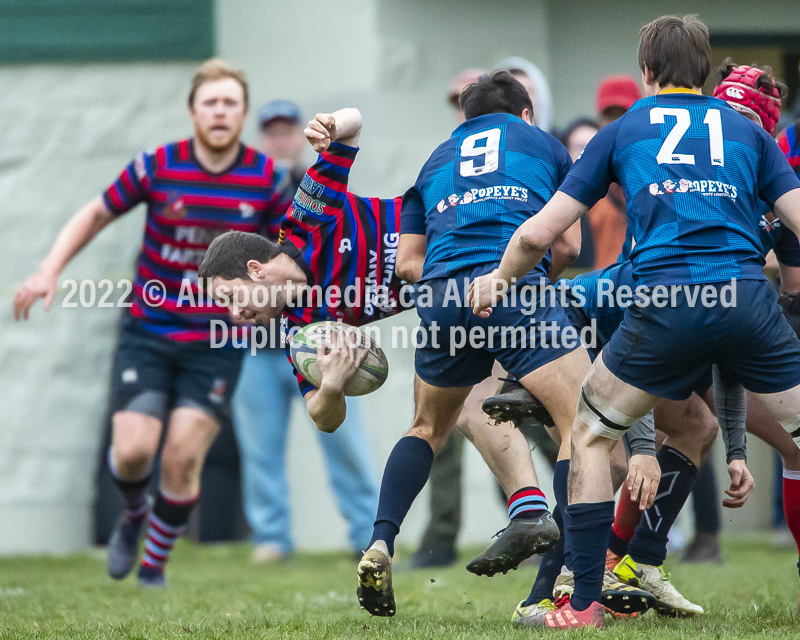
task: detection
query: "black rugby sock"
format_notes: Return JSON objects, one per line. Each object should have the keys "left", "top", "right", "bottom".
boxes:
{"left": 628, "top": 446, "right": 698, "bottom": 566}
{"left": 368, "top": 436, "right": 434, "bottom": 557}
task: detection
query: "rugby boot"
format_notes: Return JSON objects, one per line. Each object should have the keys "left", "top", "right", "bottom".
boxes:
{"left": 357, "top": 547, "right": 396, "bottom": 617}
{"left": 466, "top": 512, "right": 559, "bottom": 576}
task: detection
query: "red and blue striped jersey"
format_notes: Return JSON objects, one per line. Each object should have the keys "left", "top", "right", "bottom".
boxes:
{"left": 279, "top": 142, "right": 409, "bottom": 394}
{"left": 103, "top": 139, "right": 293, "bottom": 342}
{"left": 778, "top": 123, "right": 800, "bottom": 176}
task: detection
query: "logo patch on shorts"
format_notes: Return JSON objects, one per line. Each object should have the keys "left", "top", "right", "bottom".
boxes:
{"left": 209, "top": 378, "right": 227, "bottom": 404}
{"left": 122, "top": 368, "right": 138, "bottom": 384}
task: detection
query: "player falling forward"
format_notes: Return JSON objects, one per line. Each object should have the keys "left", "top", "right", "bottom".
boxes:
{"left": 13, "top": 60, "right": 293, "bottom": 587}
{"left": 471, "top": 15, "right": 800, "bottom": 628}
{"left": 199, "top": 108, "right": 563, "bottom": 604}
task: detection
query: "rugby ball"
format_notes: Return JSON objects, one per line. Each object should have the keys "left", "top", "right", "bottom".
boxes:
{"left": 289, "top": 321, "right": 389, "bottom": 396}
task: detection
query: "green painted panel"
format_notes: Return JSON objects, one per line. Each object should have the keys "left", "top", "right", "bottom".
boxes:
{"left": 0, "top": 0, "right": 214, "bottom": 62}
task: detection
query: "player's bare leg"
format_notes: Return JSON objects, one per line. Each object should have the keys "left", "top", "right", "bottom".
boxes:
{"left": 137, "top": 407, "right": 220, "bottom": 588}
{"left": 566, "top": 355, "right": 657, "bottom": 612}
{"left": 106, "top": 411, "right": 163, "bottom": 581}
{"left": 358, "top": 377, "right": 471, "bottom": 617}
{"left": 459, "top": 369, "right": 559, "bottom": 576}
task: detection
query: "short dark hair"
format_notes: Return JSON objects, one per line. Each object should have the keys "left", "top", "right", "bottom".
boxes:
{"left": 460, "top": 70, "right": 534, "bottom": 121}
{"left": 638, "top": 15, "right": 711, "bottom": 89}
{"left": 198, "top": 231, "right": 281, "bottom": 281}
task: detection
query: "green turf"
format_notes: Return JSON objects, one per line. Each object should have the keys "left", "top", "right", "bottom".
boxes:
{"left": 0, "top": 539, "right": 799, "bottom": 639}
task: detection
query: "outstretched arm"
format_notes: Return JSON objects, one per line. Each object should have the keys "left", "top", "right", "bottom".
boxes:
{"left": 304, "top": 108, "right": 363, "bottom": 152}
{"left": 14, "top": 195, "right": 114, "bottom": 320}
{"left": 547, "top": 220, "right": 582, "bottom": 280}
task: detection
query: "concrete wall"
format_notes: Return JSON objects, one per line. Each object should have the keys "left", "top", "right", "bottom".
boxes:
{"left": 0, "top": 0, "right": 796, "bottom": 553}
{"left": 0, "top": 64, "right": 196, "bottom": 552}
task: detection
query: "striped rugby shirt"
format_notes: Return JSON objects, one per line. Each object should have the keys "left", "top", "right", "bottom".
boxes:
{"left": 103, "top": 138, "right": 292, "bottom": 342}
{"left": 279, "top": 142, "right": 410, "bottom": 394}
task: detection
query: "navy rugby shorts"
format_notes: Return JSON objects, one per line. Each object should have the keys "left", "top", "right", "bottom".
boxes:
{"left": 602, "top": 279, "right": 800, "bottom": 400}
{"left": 110, "top": 317, "right": 244, "bottom": 423}
{"left": 414, "top": 265, "right": 579, "bottom": 388}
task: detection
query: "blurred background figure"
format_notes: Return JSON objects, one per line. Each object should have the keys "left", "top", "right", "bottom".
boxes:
{"left": 557, "top": 117, "right": 600, "bottom": 268}
{"left": 447, "top": 69, "right": 488, "bottom": 125}
{"left": 497, "top": 57, "right": 553, "bottom": 133}
{"left": 233, "top": 99, "right": 379, "bottom": 563}
{"left": 586, "top": 75, "right": 642, "bottom": 269}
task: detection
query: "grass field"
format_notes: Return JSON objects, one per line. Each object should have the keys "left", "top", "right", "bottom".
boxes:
{"left": 0, "top": 539, "right": 798, "bottom": 639}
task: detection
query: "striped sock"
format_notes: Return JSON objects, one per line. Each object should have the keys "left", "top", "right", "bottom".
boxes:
{"left": 140, "top": 490, "right": 198, "bottom": 573}
{"left": 508, "top": 486, "right": 548, "bottom": 520}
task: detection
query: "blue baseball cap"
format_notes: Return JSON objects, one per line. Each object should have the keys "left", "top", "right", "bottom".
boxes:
{"left": 258, "top": 99, "right": 302, "bottom": 127}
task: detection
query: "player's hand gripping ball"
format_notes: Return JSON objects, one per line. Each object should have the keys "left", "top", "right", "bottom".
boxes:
{"left": 290, "top": 321, "right": 389, "bottom": 396}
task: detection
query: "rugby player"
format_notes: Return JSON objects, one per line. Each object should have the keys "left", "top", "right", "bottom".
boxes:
{"left": 510, "top": 61, "right": 796, "bottom": 622}
{"left": 471, "top": 16, "right": 800, "bottom": 628}
{"left": 199, "top": 108, "right": 565, "bottom": 600}
{"left": 351, "top": 70, "right": 597, "bottom": 618}
{"left": 13, "top": 60, "right": 293, "bottom": 587}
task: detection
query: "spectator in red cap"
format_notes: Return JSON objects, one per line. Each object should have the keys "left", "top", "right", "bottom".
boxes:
{"left": 587, "top": 75, "right": 643, "bottom": 268}
{"left": 596, "top": 75, "right": 643, "bottom": 126}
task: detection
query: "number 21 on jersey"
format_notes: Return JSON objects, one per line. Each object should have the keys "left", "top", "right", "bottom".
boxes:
{"left": 651, "top": 107, "right": 724, "bottom": 167}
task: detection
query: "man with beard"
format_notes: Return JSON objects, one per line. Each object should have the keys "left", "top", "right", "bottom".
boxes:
{"left": 13, "top": 59, "right": 293, "bottom": 587}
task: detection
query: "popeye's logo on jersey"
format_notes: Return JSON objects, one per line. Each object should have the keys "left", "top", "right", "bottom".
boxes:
{"left": 648, "top": 179, "right": 737, "bottom": 200}
{"left": 436, "top": 186, "right": 529, "bottom": 212}
{"left": 759, "top": 211, "right": 782, "bottom": 232}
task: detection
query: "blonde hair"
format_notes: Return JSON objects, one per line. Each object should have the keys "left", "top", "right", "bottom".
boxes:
{"left": 188, "top": 58, "right": 249, "bottom": 109}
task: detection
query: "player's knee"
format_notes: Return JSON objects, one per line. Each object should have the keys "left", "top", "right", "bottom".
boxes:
{"left": 112, "top": 440, "right": 156, "bottom": 476}
{"left": 576, "top": 380, "right": 637, "bottom": 442}
{"left": 405, "top": 422, "right": 451, "bottom": 454}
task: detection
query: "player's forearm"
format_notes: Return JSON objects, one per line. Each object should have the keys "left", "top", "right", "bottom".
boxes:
{"left": 548, "top": 221, "right": 582, "bottom": 279}
{"left": 497, "top": 192, "right": 588, "bottom": 283}
{"left": 39, "top": 196, "right": 114, "bottom": 277}
{"left": 306, "top": 384, "right": 347, "bottom": 433}
{"left": 779, "top": 263, "right": 800, "bottom": 295}
{"left": 330, "top": 108, "right": 362, "bottom": 147}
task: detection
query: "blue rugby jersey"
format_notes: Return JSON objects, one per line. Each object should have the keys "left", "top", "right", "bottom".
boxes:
{"left": 279, "top": 143, "right": 408, "bottom": 395}
{"left": 103, "top": 139, "right": 292, "bottom": 341}
{"left": 401, "top": 113, "right": 572, "bottom": 281}
{"left": 561, "top": 89, "right": 800, "bottom": 286}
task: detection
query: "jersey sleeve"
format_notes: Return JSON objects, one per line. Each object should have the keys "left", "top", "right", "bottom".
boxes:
{"left": 758, "top": 130, "right": 800, "bottom": 207}
{"left": 291, "top": 142, "right": 357, "bottom": 220}
{"left": 400, "top": 186, "right": 427, "bottom": 235}
{"left": 102, "top": 151, "right": 153, "bottom": 215}
{"left": 558, "top": 120, "right": 621, "bottom": 208}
